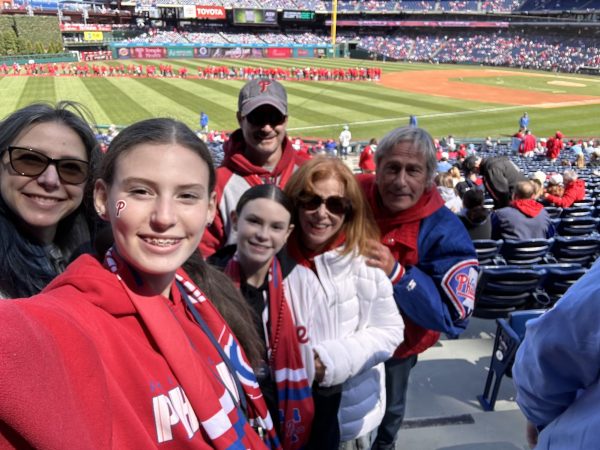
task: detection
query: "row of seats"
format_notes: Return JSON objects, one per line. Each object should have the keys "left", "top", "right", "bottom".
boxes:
{"left": 474, "top": 236, "right": 600, "bottom": 267}
{"left": 474, "top": 263, "right": 585, "bottom": 320}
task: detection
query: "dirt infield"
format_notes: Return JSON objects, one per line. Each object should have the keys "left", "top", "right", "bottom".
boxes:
{"left": 380, "top": 68, "right": 600, "bottom": 107}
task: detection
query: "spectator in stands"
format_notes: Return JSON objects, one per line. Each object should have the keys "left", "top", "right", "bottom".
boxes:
{"left": 512, "top": 129, "right": 524, "bottom": 154}
{"left": 477, "top": 155, "right": 527, "bottom": 208}
{"left": 435, "top": 172, "right": 462, "bottom": 213}
{"left": 359, "top": 138, "right": 377, "bottom": 174}
{"left": 448, "top": 166, "right": 463, "bottom": 187}
{"left": 0, "top": 118, "right": 279, "bottom": 449}
{"left": 543, "top": 169, "right": 585, "bottom": 208}
{"left": 200, "top": 78, "right": 305, "bottom": 257}
{"left": 492, "top": 180, "right": 554, "bottom": 240}
{"left": 339, "top": 125, "right": 352, "bottom": 160}
{"left": 459, "top": 189, "right": 492, "bottom": 240}
{"left": 325, "top": 139, "right": 337, "bottom": 156}
{"left": 357, "top": 127, "right": 478, "bottom": 450}
{"left": 436, "top": 152, "right": 452, "bottom": 173}
{"left": 520, "top": 130, "right": 537, "bottom": 157}
{"left": 546, "top": 131, "right": 564, "bottom": 162}
{"left": 513, "top": 262, "right": 600, "bottom": 449}
{"left": 455, "top": 155, "right": 483, "bottom": 198}
{"left": 575, "top": 152, "right": 586, "bottom": 169}
{"left": 284, "top": 157, "right": 404, "bottom": 449}
{"left": 519, "top": 112, "right": 529, "bottom": 130}
{"left": 0, "top": 101, "right": 99, "bottom": 299}
{"left": 530, "top": 170, "right": 547, "bottom": 200}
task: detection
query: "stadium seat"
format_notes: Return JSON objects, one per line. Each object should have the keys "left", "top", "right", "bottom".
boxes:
{"left": 535, "top": 263, "right": 587, "bottom": 304}
{"left": 478, "top": 309, "right": 546, "bottom": 411}
{"left": 483, "top": 198, "right": 495, "bottom": 210}
{"left": 544, "top": 206, "right": 562, "bottom": 219}
{"left": 556, "top": 217, "right": 600, "bottom": 236}
{"left": 560, "top": 206, "right": 594, "bottom": 218}
{"left": 474, "top": 265, "right": 547, "bottom": 319}
{"left": 572, "top": 199, "right": 595, "bottom": 207}
{"left": 548, "top": 235, "right": 600, "bottom": 266}
{"left": 499, "top": 238, "right": 553, "bottom": 265}
{"left": 472, "top": 239, "right": 504, "bottom": 265}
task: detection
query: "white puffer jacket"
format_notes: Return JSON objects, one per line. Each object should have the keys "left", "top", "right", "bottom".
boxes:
{"left": 286, "top": 248, "right": 404, "bottom": 442}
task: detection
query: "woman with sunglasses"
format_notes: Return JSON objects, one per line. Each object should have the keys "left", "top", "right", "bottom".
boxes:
{"left": 0, "top": 101, "right": 99, "bottom": 298}
{"left": 0, "top": 118, "right": 280, "bottom": 449}
{"left": 209, "top": 184, "right": 321, "bottom": 449}
{"left": 283, "top": 156, "right": 404, "bottom": 449}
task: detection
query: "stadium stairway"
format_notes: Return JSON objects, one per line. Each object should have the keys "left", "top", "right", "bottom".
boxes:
{"left": 394, "top": 317, "right": 529, "bottom": 450}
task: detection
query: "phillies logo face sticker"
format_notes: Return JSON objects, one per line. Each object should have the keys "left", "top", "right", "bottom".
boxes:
{"left": 115, "top": 200, "right": 127, "bottom": 217}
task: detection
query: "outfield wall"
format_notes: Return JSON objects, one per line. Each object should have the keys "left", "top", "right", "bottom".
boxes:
{"left": 110, "top": 43, "right": 335, "bottom": 60}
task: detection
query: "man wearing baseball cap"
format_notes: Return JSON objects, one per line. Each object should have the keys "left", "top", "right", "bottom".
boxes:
{"left": 200, "top": 78, "right": 306, "bottom": 257}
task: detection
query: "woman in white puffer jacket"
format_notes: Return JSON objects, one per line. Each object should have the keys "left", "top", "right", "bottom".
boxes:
{"left": 284, "top": 156, "right": 405, "bottom": 450}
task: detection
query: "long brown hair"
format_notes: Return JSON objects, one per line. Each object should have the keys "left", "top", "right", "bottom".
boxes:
{"left": 284, "top": 156, "right": 379, "bottom": 257}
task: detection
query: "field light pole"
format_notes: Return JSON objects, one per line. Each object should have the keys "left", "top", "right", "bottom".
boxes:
{"left": 331, "top": 0, "right": 337, "bottom": 57}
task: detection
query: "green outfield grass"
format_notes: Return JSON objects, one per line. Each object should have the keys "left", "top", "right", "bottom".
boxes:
{"left": 1, "top": 59, "right": 599, "bottom": 141}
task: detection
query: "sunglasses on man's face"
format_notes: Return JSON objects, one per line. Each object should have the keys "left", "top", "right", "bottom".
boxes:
{"left": 5, "top": 146, "right": 89, "bottom": 185}
{"left": 245, "top": 109, "right": 287, "bottom": 127}
{"left": 298, "top": 193, "right": 352, "bottom": 216}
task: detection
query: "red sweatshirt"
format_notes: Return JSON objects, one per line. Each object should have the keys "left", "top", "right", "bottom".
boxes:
{"left": 0, "top": 255, "right": 270, "bottom": 450}
{"left": 545, "top": 179, "right": 586, "bottom": 208}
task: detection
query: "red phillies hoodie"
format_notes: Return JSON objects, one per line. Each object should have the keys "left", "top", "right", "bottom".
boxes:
{"left": 0, "top": 255, "right": 272, "bottom": 450}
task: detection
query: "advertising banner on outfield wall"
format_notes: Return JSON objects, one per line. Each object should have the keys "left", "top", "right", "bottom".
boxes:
{"left": 116, "top": 47, "right": 166, "bottom": 59}
{"left": 167, "top": 48, "right": 194, "bottom": 58}
{"left": 61, "top": 23, "right": 112, "bottom": 32}
{"left": 265, "top": 48, "right": 292, "bottom": 58}
{"left": 196, "top": 5, "right": 225, "bottom": 19}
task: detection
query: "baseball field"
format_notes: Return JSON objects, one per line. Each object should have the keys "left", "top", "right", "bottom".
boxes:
{"left": 1, "top": 58, "right": 599, "bottom": 141}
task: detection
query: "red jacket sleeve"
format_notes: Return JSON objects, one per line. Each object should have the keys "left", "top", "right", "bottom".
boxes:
{"left": 199, "top": 209, "right": 225, "bottom": 258}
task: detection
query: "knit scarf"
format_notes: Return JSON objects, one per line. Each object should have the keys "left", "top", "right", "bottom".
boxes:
{"left": 103, "top": 247, "right": 281, "bottom": 450}
{"left": 225, "top": 254, "right": 314, "bottom": 450}
{"left": 222, "top": 129, "right": 296, "bottom": 186}
{"left": 359, "top": 175, "right": 445, "bottom": 267}
{"left": 511, "top": 199, "right": 543, "bottom": 218}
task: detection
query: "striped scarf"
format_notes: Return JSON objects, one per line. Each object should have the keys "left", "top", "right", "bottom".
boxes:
{"left": 104, "top": 247, "right": 281, "bottom": 449}
{"left": 225, "top": 254, "right": 314, "bottom": 450}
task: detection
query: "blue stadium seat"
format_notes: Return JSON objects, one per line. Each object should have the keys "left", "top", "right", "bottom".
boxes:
{"left": 472, "top": 239, "right": 504, "bottom": 265}
{"left": 544, "top": 206, "right": 562, "bottom": 219}
{"left": 561, "top": 206, "right": 594, "bottom": 218}
{"left": 478, "top": 309, "right": 546, "bottom": 411}
{"left": 549, "top": 235, "right": 600, "bottom": 266}
{"left": 535, "top": 263, "right": 587, "bottom": 304}
{"left": 500, "top": 238, "right": 553, "bottom": 265}
{"left": 474, "top": 265, "right": 547, "bottom": 319}
{"left": 572, "top": 199, "right": 595, "bottom": 207}
{"left": 556, "top": 217, "right": 600, "bottom": 236}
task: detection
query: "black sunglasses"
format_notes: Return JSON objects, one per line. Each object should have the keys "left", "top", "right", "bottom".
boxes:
{"left": 298, "top": 193, "right": 352, "bottom": 216}
{"left": 245, "top": 109, "right": 287, "bottom": 127}
{"left": 5, "top": 146, "right": 89, "bottom": 185}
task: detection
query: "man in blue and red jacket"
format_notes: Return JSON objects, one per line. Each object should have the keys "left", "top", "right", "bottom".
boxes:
{"left": 358, "top": 126, "right": 479, "bottom": 450}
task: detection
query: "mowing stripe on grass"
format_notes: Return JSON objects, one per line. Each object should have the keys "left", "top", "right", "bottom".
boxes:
{"left": 134, "top": 77, "right": 237, "bottom": 129}
{"left": 54, "top": 77, "right": 113, "bottom": 125}
{"left": 285, "top": 82, "right": 410, "bottom": 118}
{"left": 82, "top": 77, "right": 151, "bottom": 125}
{"left": 0, "top": 77, "right": 28, "bottom": 116}
{"left": 17, "top": 77, "right": 56, "bottom": 108}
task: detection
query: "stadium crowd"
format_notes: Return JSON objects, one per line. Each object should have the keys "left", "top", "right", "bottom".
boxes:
{"left": 357, "top": 31, "right": 600, "bottom": 72}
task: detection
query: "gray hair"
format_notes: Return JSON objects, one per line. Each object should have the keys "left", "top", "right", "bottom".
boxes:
{"left": 375, "top": 126, "right": 438, "bottom": 184}
{"left": 563, "top": 169, "right": 578, "bottom": 182}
